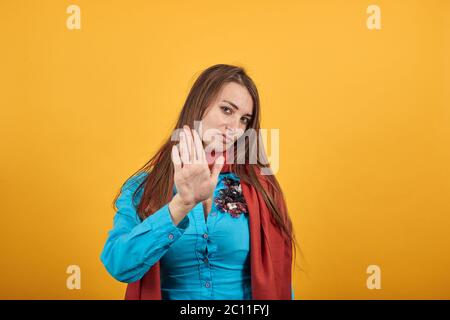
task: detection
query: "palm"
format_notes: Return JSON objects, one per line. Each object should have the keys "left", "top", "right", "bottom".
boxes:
{"left": 171, "top": 125, "right": 224, "bottom": 207}
{"left": 174, "top": 163, "right": 218, "bottom": 205}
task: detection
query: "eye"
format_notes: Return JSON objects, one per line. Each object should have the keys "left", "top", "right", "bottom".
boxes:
{"left": 220, "top": 106, "right": 232, "bottom": 115}
{"left": 241, "top": 117, "right": 250, "bottom": 125}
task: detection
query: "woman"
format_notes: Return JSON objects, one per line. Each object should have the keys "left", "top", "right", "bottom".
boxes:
{"left": 100, "top": 64, "right": 298, "bottom": 300}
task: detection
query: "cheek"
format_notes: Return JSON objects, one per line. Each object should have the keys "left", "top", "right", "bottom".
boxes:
{"left": 200, "top": 115, "right": 220, "bottom": 143}
{"left": 204, "top": 110, "right": 225, "bottom": 129}
{"left": 235, "top": 125, "right": 247, "bottom": 138}
{"left": 239, "top": 123, "right": 248, "bottom": 131}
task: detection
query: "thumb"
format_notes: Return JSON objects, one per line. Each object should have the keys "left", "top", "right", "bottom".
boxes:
{"left": 210, "top": 155, "right": 225, "bottom": 181}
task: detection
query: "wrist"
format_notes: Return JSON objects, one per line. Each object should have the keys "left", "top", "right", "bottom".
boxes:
{"left": 168, "top": 194, "right": 196, "bottom": 226}
{"left": 171, "top": 194, "right": 196, "bottom": 212}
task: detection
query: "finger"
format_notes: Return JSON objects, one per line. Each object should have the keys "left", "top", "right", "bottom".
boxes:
{"left": 171, "top": 145, "right": 182, "bottom": 172}
{"left": 210, "top": 155, "right": 225, "bottom": 181}
{"left": 179, "top": 131, "right": 190, "bottom": 165}
{"left": 183, "top": 125, "right": 196, "bottom": 163}
{"left": 192, "top": 129, "right": 206, "bottom": 163}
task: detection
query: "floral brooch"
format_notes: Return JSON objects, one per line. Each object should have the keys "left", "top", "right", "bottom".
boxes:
{"left": 214, "top": 177, "right": 248, "bottom": 218}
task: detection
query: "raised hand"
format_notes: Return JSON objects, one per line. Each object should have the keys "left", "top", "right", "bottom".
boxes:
{"left": 167, "top": 125, "right": 224, "bottom": 226}
{"left": 171, "top": 125, "right": 224, "bottom": 207}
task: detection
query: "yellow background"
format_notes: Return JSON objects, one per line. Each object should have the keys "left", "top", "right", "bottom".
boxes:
{"left": 0, "top": 0, "right": 449, "bottom": 299}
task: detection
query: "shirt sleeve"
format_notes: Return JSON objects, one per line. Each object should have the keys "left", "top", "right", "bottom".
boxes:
{"left": 100, "top": 173, "right": 190, "bottom": 283}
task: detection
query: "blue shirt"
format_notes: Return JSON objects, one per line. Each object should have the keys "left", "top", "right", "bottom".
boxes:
{"left": 100, "top": 171, "right": 295, "bottom": 300}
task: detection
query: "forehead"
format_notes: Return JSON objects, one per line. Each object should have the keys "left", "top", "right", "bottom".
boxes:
{"left": 215, "top": 82, "right": 253, "bottom": 114}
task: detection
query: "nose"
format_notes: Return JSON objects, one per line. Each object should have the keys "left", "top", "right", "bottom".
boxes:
{"left": 224, "top": 118, "right": 243, "bottom": 140}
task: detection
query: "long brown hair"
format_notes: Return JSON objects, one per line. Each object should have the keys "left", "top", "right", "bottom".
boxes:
{"left": 114, "top": 64, "right": 301, "bottom": 270}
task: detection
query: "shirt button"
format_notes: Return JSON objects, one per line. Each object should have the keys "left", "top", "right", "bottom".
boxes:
{"left": 204, "top": 257, "right": 209, "bottom": 264}
{"left": 203, "top": 233, "right": 208, "bottom": 239}
{"left": 205, "top": 281, "right": 210, "bottom": 288}
{"left": 168, "top": 233, "right": 174, "bottom": 240}
{"left": 211, "top": 212, "right": 217, "bottom": 217}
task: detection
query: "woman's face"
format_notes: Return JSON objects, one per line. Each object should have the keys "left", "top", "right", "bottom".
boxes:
{"left": 200, "top": 82, "right": 254, "bottom": 153}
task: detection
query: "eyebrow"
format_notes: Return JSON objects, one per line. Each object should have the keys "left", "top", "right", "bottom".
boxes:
{"left": 222, "top": 100, "right": 253, "bottom": 117}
